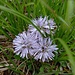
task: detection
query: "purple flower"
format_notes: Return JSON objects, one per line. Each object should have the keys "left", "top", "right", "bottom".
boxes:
{"left": 33, "top": 37, "right": 58, "bottom": 62}
{"left": 13, "top": 31, "right": 39, "bottom": 58}
{"left": 28, "top": 16, "right": 56, "bottom": 35}
{"left": 13, "top": 16, "right": 58, "bottom": 62}
{"left": 13, "top": 31, "right": 58, "bottom": 62}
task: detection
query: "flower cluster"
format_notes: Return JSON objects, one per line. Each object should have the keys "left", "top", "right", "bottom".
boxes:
{"left": 13, "top": 16, "right": 58, "bottom": 62}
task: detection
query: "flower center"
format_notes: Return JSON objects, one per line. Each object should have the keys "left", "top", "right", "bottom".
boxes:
{"left": 42, "top": 46, "right": 47, "bottom": 52}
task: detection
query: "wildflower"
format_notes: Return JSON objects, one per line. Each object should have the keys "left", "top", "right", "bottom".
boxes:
{"left": 13, "top": 31, "right": 39, "bottom": 58}
{"left": 28, "top": 16, "right": 56, "bottom": 35}
{"left": 13, "top": 16, "right": 58, "bottom": 62}
{"left": 33, "top": 37, "right": 58, "bottom": 62}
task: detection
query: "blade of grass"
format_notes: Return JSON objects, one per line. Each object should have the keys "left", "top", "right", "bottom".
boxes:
{"left": 39, "top": 0, "right": 69, "bottom": 29}
{"left": 0, "top": 26, "right": 12, "bottom": 40}
{"left": 0, "top": 16, "right": 19, "bottom": 34}
{"left": 0, "top": 46, "right": 17, "bottom": 67}
{"left": 0, "top": 47, "right": 23, "bottom": 74}
{"left": 55, "top": 38, "right": 75, "bottom": 75}
{"left": 65, "top": 0, "right": 74, "bottom": 25}
{"left": 0, "top": 5, "right": 44, "bottom": 37}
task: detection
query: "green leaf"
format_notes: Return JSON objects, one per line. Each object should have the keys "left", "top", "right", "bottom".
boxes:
{"left": 55, "top": 38, "right": 75, "bottom": 75}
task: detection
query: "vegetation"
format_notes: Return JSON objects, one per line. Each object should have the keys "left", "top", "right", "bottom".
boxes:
{"left": 0, "top": 0, "right": 75, "bottom": 75}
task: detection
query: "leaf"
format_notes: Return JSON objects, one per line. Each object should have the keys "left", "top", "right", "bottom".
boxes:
{"left": 55, "top": 38, "right": 75, "bottom": 75}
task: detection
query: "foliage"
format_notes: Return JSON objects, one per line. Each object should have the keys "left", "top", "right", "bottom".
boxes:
{"left": 0, "top": 0, "right": 75, "bottom": 75}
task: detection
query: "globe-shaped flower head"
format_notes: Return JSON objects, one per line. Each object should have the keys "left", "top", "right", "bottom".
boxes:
{"left": 28, "top": 16, "right": 56, "bottom": 36}
{"left": 13, "top": 31, "right": 39, "bottom": 58}
{"left": 33, "top": 37, "right": 58, "bottom": 62}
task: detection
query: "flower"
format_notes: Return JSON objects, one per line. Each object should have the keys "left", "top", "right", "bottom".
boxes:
{"left": 33, "top": 37, "right": 58, "bottom": 62}
{"left": 13, "top": 31, "right": 58, "bottom": 62}
{"left": 13, "top": 16, "right": 58, "bottom": 62}
{"left": 28, "top": 16, "right": 56, "bottom": 35}
{"left": 13, "top": 31, "right": 39, "bottom": 58}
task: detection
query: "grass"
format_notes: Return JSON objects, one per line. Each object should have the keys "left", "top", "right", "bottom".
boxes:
{"left": 0, "top": 0, "right": 75, "bottom": 75}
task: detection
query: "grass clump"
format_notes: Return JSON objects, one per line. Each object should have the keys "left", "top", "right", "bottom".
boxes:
{"left": 0, "top": 0, "right": 75, "bottom": 75}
